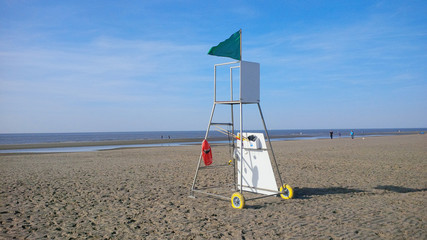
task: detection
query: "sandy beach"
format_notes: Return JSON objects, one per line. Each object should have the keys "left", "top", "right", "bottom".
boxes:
{"left": 1, "top": 134, "right": 426, "bottom": 239}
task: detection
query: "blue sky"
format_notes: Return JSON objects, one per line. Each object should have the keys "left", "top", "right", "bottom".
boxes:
{"left": 1, "top": 0, "right": 426, "bottom": 133}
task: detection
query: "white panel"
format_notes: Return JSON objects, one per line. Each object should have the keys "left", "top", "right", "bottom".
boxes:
{"left": 236, "top": 133, "right": 278, "bottom": 195}
{"left": 240, "top": 61, "right": 260, "bottom": 103}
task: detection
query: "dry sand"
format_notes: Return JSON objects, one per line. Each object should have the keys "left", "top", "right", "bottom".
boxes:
{"left": 0, "top": 135, "right": 426, "bottom": 239}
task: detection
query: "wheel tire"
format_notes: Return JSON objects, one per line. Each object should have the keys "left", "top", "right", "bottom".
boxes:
{"left": 279, "top": 184, "right": 294, "bottom": 199}
{"left": 231, "top": 192, "right": 245, "bottom": 209}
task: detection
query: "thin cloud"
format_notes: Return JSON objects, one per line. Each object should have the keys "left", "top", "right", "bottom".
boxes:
{"left": 246, "top": 14, "right": 427, "bottom": 89}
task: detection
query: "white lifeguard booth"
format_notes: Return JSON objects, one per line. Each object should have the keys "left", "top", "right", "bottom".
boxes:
{"left": 190, "top": 59, "right": 294, "bottom": 209}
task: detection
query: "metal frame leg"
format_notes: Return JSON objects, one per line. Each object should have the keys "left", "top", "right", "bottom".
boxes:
{"left": 190, "top": 103, "right": 216, "bottom": 196}
{"left": 257, "top": 103, "right": 285, "bottom": 188}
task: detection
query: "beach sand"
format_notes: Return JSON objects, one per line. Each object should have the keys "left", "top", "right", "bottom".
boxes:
{"left": 1, "top": 135, "right": 426, "bottom": 239}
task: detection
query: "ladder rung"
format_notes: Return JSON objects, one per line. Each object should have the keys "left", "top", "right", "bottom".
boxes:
{"left": 211, "top": 123, "right": 233, "bottom": 126}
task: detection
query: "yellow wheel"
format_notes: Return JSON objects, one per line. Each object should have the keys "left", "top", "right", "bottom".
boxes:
{"left": 231, "top": 192, "right": 245, "bottom": 209}
{"left": 279, "top": 184, "right": 294, "bottom": 199}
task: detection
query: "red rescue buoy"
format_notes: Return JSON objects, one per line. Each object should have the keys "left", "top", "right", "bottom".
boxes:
{"left": 201, "top": 139, "right": 212, "bottom": 166}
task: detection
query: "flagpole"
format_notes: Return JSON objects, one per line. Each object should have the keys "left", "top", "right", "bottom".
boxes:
{"left": 239, "top": 29, "right": 242, "bottom": 61}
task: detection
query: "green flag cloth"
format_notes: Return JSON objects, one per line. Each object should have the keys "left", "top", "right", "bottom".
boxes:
{"left": 208, "top": 30, "right": 241, "bottom": 60}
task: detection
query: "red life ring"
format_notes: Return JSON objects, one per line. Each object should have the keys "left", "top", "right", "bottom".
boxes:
{"left": 201, "top": 139, "right": 212, "bottom": 166}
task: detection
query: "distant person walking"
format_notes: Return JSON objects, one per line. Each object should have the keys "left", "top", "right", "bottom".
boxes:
{"left": 330, "top": 131, "right": 333, "bottom": 139}
{"left": 350, "top": 130, "right": 354, "bottom": 139}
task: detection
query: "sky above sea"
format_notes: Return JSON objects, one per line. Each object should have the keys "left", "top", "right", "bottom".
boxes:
{"left": 0, "top": 0, "right": 426, "bottom": 133}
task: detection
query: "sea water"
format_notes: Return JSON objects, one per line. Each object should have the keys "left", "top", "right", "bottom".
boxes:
{"left": 0, "top": 128, "right": 425, "bottom": 153}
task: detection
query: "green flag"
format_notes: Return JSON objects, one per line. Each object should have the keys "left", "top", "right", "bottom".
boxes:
{"left": 208, "top": 30, "right": 241, "bottom": 60}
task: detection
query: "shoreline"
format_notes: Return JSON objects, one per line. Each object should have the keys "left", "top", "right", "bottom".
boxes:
{"left": 0, "top": 131, "right": 422, "bottom": 151}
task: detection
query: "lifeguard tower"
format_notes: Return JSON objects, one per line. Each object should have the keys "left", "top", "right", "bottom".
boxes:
{"left": 189, "top": 30, "right": 293, "bottom": 209}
